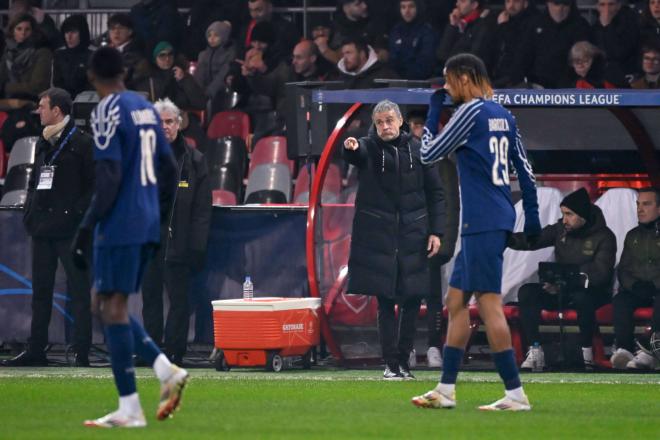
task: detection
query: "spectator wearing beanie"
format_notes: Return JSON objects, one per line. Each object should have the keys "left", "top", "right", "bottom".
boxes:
{"left": 53, "top": 14, "right": 95, "bottom": 98}
{"left": 508, "top": 187, "right": 616, "bottom": 370}
{"left": 194, "top": 21, "right": 236, "bottom": 109}
{"left": 132, "top": 41, "right": 205, "bottom": 111}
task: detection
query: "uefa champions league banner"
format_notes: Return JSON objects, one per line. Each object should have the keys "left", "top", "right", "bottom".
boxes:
{"left": 0, "top": 207, "right": 308, "bottom": 345}
{"left": 313, "top": 88, "right": 660, "bottom": 107}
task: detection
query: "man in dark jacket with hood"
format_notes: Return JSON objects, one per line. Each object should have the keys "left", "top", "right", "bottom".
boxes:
{"left": 141, "top": 98, "right": 212, "bottom": 365}
{"left": 508, "top": 187, "right": 616, "bottom": 370}
{"left": 333, "top": 37, "right": 399, "bottom": 89}
{"left": 343, "top": 99, "right": 445, "bottom": 380}
{"left": 3, "top": 87, "right": 93, "bottom": 367}
{"left": 53, "top": 14, "right": 94, "bottom": 98}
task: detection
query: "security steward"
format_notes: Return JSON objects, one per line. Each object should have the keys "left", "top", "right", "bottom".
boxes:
{"left": 141, "top": 98, "right": 212, "bottom": 365}
{"left": 3, "top": 88, "right": 94, "bottom": 367}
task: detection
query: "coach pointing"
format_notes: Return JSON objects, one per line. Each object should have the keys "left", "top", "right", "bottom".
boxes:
{"left": 343, "top": 99, "right": 445, "bottom": 380}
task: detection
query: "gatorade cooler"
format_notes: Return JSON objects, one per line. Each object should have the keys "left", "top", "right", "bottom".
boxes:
{"left": 212, "top": 297, "right": 322, "bottom": 372}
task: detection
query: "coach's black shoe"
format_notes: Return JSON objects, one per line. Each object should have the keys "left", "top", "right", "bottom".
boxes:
{"left": 1, "top": 350, "right": 48, "bottom": 367}
{"left": 383, "top": 365, "right": 404, "bottom": 381}
{"left": 75, "top": 352, "right": 90, "bottom": 367}
{"left": 399, "top": 366, "right": 416, "bottom": 380}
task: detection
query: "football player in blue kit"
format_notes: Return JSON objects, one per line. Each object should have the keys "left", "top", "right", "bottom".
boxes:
{"left": 411, "top": 53, "right": 541, "bottom": 411}
{"left": 71, "top": 46, "right": 187, "bottom": 428}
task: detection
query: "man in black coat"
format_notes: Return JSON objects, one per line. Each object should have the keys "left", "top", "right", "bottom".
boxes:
{"left": 592, "top": 0, "right": 639, "bottom": 78}
{"left": 141, "top": 98, "right": 212, "bottom": 365}
{"left": 53, "top": 14, "right": 94, "bottom": 99}
{"left": 508, "top": 188, "right": 616, "bottom": 370}
{"left": 3, "top": 87, "right": 93, "bottom": 367}
{"left": 343, "top": 99, "right": 445, "bottom": 380}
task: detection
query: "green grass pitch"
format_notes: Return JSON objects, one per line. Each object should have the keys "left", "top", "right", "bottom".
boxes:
{"left": 0, "top": 368, "right": 658, "bottom": 439}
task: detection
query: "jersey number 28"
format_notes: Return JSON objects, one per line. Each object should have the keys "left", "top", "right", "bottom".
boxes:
{"left": 489, "top": 136, "right": 510, "bottom": 186}
{"left": 139, "top": 128, "right": 157, "bottom": 186}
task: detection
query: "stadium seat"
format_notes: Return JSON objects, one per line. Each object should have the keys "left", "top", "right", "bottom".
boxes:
{"left": 6, "top": 136, "right": 37, "bottom": 171}
{"left": 244, "top": 163, "right": 291, "bottom": 204}
{"left": 595, "top": 188, "right": 638, "bottom": 266}
{"left": 293, "top": 163, "right": 342, "bottom": 204}
{"left": 293, "top": 163, "right": 314, "bottom": 204}
{"left": 206, "top": 110, "right": 250, "bottom": 144}
{"left": 0, "top": 165, "right": 32, "bottom": 207}
{"left": 207, "top": 136, "right": 248, "bottom": 177}
{"left": 249, "top": 136, "right": 294, "bottom": 176}
{"left": 208, "top": 165, "right": 241, "bottom": 203}
{"left": 501, "top": 187, "right": 563, "bottom": 304}
{"left": 212, "top": 189, "right": 237, "bottom": 206}
{"left": 184, "top": 136, "right": 197, "bottom": 149}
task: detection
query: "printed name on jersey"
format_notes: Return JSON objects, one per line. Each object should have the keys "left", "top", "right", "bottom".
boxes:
{"left": 131, "top": 109, "right": 158, "bottom": 126}
{"left": 91, "top": 94, "right": 121, "bottom": 151}
{"left": 488, "top": 118, "right": 510, "bottom": 132}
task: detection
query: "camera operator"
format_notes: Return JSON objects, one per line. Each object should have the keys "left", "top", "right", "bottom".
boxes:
{"left": 508, "top": 188, "right": 616, "bottom": 370}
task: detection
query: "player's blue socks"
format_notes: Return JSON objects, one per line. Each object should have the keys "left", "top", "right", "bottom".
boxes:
{"left": 440, "top": 345, "right": 464, "bottom": 384}
{"left": 105, "top": 324, "right": 136, "bottom": 396}
{"left": 129, "top": 316, "right": 161, "bottom": 366}
{"left": 493, "top": 349, "right": 522, "bottom": 390}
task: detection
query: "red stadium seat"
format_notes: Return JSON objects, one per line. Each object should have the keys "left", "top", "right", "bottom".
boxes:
{"left": 207, "top": 110, "right": 250, "bottom": 144}
{"left": 212, "top": 189, "right": 237, "bottom": 206}
{"left": 0, "top": 140, "right": 6, "bottom": 178}
{"left": 249, "top": 136, "right": 294, "bottom": 176}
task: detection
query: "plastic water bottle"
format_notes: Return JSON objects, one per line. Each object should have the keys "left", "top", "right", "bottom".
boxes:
{"left": 242, "top": 276, "right": 253, "bottom": 300}
{"left": 532, "top": 342, "right": 542, "bottom": 372}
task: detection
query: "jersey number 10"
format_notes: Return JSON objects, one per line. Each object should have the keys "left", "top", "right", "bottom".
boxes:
{"left": 489, "top": 136, "right": 510, "bottom": 187}
{"left": 140, "top": 128, "right": 157, "bottom": 186}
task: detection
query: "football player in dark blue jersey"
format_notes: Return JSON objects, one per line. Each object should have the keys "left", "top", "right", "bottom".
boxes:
{"left": 411, "top": 53, "right": 541, "bottom": 411}
{"left": 71, "top": 47, "right": 187, "bottom": 428}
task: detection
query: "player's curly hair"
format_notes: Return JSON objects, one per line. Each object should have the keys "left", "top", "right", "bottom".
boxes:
{"left": 443, "top": 53, "right": 493, "bottom": 104}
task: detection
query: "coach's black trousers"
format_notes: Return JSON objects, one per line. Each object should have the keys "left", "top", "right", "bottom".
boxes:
{"left": 518, "top": 283, "right": 610, "bottom": 348}
{"left": 377, "top": 296, "right": 421, "bottom": 368}
{"left": 142, "top": 245, "right": 191, "bottom": 360}
{"left": 29, "top": 237, "right": 91, "bottom": 355}
{"left": 613, "top": 288, "right": 660, "bottom": 352}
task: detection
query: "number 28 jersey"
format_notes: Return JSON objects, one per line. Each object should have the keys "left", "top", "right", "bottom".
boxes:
{"left": 91, "top": 91, "right": 172, "bottom": 247}
{"left": 421, "top": 98, "right": 539, "bottom": 235}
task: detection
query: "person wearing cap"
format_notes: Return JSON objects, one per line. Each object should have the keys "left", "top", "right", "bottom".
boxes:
{"left": 510, "top": 0, "right": 591, "bottom": 88}
{"left": 194, "top": 21, "right": 236, "bottom": 112}
{"left": 132, "top": 41, "right": 205, "bottom": 111}
{"left": 53, "top": 14, "right": 95, "bottom": 98}
{"left": 508, "top": 187, "right": 617, "bottom": 370}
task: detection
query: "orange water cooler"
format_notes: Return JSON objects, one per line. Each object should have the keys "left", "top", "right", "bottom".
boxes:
{"left": 212, "top": 297, "right": 322, "bottom": 372}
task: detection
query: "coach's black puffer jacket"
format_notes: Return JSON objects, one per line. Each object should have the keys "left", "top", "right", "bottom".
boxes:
{"left": 343, "top": 128, "right": 445, "bottom": 299}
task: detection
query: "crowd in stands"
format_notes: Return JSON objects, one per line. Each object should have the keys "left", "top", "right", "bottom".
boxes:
{"left": 0, "top": 0, "right": 658, "bottom": 136}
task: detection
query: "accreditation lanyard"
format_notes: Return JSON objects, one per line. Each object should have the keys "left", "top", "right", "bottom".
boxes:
{"left": 37, "top": 127, "right": 77, "bottom": 191}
